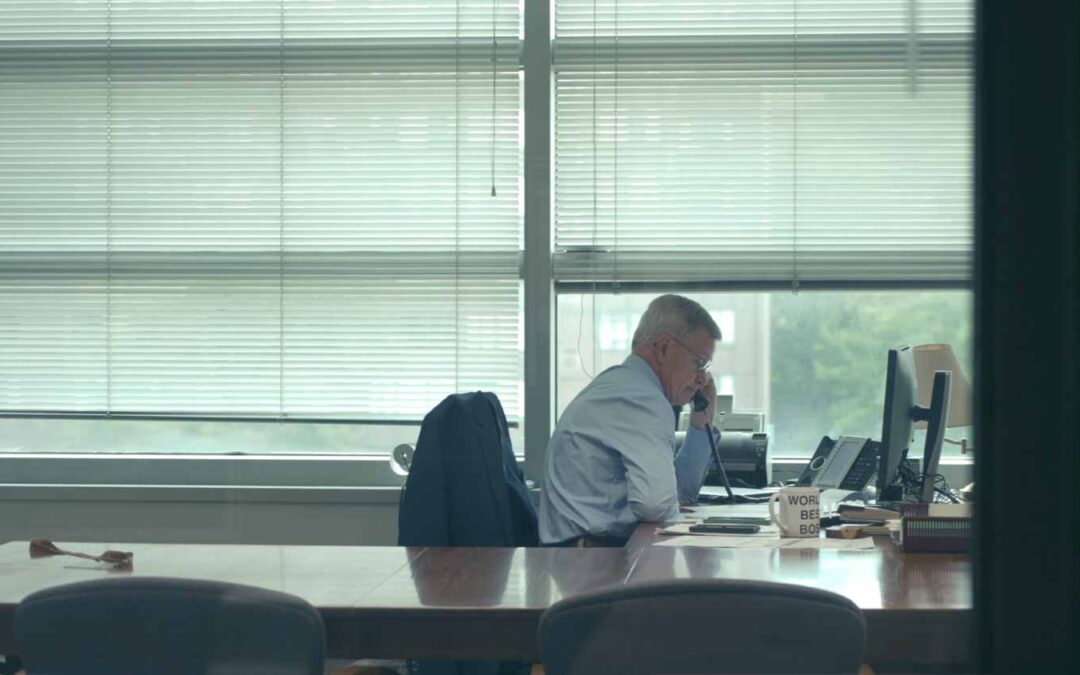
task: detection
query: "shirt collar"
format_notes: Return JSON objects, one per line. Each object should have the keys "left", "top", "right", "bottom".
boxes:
{"left": 623, "top": 354, "right": 664, "bottom": 393}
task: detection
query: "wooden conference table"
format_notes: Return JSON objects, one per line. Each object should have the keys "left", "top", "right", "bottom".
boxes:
{"left": 0, "top": 505, "right": 971, "bottom": 671}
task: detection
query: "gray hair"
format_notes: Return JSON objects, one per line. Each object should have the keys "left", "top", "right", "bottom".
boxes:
{"left": 631, "top": 294, "right": 722, "bottom": 348}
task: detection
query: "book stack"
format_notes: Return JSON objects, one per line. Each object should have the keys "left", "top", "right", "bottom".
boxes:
{"left": 825, "top": 503, "right": 903, "bottom": 538}
{"left": 837, "top": 503, "right": 902, "bottom": 522}
{"left": 899, "top": 503, "right": 972, "bottom": 552}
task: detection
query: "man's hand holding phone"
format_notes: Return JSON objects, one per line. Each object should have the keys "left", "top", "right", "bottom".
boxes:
{"left": 689, "top": 374, "right": 717, "bottom": 430}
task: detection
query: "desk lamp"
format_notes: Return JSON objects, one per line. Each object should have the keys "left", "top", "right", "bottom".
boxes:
{"left": 913, "top": 343, "right": 973, "bottom": 497}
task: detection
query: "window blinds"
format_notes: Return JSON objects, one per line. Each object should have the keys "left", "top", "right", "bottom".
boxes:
{"left": 553, "top": 0, "right": 973, "bottom": 288}
{"left": 0, "top": 0, "right": 522, "bottom": 420}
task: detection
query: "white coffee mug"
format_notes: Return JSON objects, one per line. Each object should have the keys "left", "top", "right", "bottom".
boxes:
{"left": 768, "top": 487, "right": 821, "bottom": 538}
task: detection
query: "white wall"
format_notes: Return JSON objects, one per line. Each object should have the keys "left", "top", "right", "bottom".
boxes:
{"left": 0, "top": 488, "right": 401, "bottom": 546}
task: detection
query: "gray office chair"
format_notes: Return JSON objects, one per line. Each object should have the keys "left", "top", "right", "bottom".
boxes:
{"left": 538, "top": 579, "right": 867, "bottom": 675}
{"left": 15, "top": 576, "right": 326, "bottom": 675}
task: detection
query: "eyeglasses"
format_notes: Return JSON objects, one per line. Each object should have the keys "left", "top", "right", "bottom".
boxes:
{"left": 666, "top": 334, "right": 712, "bottom": 373}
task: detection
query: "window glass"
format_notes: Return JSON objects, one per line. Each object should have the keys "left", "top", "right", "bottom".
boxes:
{"left": 557, "top": 291, "right": 972, "bottom": 457}
{"left": 0, "top": 1, "right": 524, "bottom": 456}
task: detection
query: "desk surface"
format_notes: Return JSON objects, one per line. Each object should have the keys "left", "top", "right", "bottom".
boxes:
{"left": 0, "top": 505, "right": 972, "bottom": 667}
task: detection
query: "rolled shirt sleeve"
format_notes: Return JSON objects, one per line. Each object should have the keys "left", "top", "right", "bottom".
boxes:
{"left": 675, "top": 425, "right": 717, "bottom": 505}
{"left": 610, "top": 397, "right": 681, "bottom": 523}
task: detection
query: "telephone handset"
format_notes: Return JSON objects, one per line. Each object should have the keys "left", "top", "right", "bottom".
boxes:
{"left": 691, "top": 391, "right": 710, "bottom": 413}
{"left": 797, "top": 435, "right": 880, "bottom": 491}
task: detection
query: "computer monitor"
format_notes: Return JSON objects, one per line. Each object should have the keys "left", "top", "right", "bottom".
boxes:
{"left": 919, "top": 369, "right": 951, "bottom": 503}
{"left": 877, "top": 346, "right": 952, "bottom": 503}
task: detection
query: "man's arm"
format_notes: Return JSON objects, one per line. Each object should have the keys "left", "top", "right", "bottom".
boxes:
{"left": 675, "top": 425, "right": 717, "bottom": 505}
{"left": 675, "top": 374, "right": 718, "bottom": 504}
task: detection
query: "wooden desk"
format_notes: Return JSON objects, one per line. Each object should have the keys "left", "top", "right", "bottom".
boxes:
{"left": 626, "top": 516, "right": 971, "bottom": 670}
{"left": 0, "top": 515, "right": 971, "bottom": 670}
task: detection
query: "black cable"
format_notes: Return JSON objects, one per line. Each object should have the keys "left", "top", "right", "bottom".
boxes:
{"left": 703, "top": 420, "right": 739, "bottom": 502}
{"left": 897, "top": 460, "right": 962, "bottom": 503}
{"left": 896, "top": 457, "right": 924, "bottom": 501}
{"left": 931, "top": 473, "right": 961, "bottom": 503}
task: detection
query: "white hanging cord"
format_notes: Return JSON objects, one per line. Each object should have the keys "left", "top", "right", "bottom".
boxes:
{"left": 907, "top": 0, "right": 920, "bottom": 95}
{"left": 576, "top": 0, "right": 601, "bottom": 380}
{"left": 454, "top": 0, "right": 462, "bottom": 390}
{"left": 590, "top": 0, "right": 598, "bottom": 372}
{"left": 491, "top": 0, "right": 498, "bottom": 197}
{"left": 105, "top": 0, "right": 114, "bottom": 410}
{"left": 613, "top": 0, "right": 619, "bottom": 291}
{"left": 791, "top": 0, "right": 800, "bottom": 294}
{"left": 278, "top": 0, "right": 286, "bottom": 414}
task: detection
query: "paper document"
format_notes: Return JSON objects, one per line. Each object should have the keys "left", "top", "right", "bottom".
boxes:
{"left": 927, "top": 503, "right": 972, "bottom": 517}
{"left": 658, "top": 523, "right": 781, "bottom": 537}
{"left": 690, "top": 504, "right": 771, "bottom": 518}
{"left": 654, "top": 536, "right": 877, "bottom": 550}
{"left": 699, "top": 485, "right": 779, "bottom": 499}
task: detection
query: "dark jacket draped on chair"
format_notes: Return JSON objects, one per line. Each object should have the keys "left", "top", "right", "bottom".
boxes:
{"left": 398, "top": 391, "right": 537, "bottom": 548}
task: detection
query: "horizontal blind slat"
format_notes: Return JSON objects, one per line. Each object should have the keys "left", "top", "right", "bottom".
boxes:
{"left": 0, "top": 0, "right": 524, "bottom": 420}
{"left": 553, "top": 0, "right": 973, "bottom": 286}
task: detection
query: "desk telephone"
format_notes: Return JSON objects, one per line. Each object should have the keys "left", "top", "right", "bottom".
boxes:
{"left": 691, "top": 391, "right": 771, "bottom": 504}
{"left": 797, "top": 435, "right": 880, "bottom": 491}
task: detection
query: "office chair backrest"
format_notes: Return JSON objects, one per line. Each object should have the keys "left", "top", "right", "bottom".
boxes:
{"left": 538, "top": 579, "right": 867, "bottom": 675}
{"left": 15, "top": 576, "right": 326, "bottom": 675}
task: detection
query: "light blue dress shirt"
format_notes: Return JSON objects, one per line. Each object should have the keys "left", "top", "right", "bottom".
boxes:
{"left": 539, "top": 354, "right": 715, "bottom": 544}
